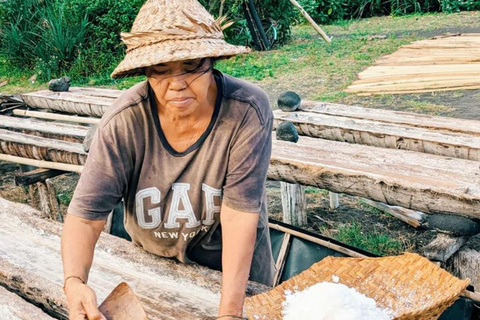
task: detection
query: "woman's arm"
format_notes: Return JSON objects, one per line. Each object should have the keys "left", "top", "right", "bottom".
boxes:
{"left": 218, "top": 203, "right": 259, "bottom": 319}
{"left": 61, "top": 214, "right": 106, "bottom": 320}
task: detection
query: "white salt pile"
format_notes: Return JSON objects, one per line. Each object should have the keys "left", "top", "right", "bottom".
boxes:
{"left": 282, "top": 282, "right": 393, "bottom": 320}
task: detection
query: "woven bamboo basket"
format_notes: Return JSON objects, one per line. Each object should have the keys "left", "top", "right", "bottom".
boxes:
{"left": 245, "top": 253, "right": 469, "bottom": 320}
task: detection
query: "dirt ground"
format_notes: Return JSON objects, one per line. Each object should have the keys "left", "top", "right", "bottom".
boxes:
{"left": 1, "top": 25, "right": 480, "bottom": 256}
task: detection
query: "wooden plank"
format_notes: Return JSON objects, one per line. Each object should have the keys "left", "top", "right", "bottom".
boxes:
{"left": 0, "top": 129, "right": 87, "bottom": 164}
{"left": 299, "top": 100, "right": 480, "bottom": 136}
{"left": 13, "top": 109, "right": 101, "bottom": 125}
{"left": 0, "top": 114, "right": 88, "bottom": 142}
{"left": 0, "top": 286, "right": 56, "bottom": 320}
{"left": 269, "top": 137, "right": 480, "bottom": 219}
{"left": 0, "top": 197, "right": 268, "bottom": 320}
{"left": 347, "top": 78, "right": 480, "bottom": 92}
{"left": 15, "top": 168, "right": 66, "bottom": 186}
{"left": 355, "top": 85, "right": 480, "bottom": 95}
{"left": 274, "top": 110, "right": 480, "bottom": 160}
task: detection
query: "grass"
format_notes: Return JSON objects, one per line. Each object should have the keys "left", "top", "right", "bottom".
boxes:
{"left": 333, "top": 222, "right": 408, "bottom": 256}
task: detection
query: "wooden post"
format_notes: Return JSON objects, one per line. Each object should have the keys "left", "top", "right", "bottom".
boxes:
{"left": 329, "top": 192, "right": 339, "bottom": 209}
{"left": 288, "top": 0, "right": 331, "bottom": 43}
{"left": 273, "top": 233, "right": 291, "bottom": 286}
{"left": 281, "top": 182, "right": 307, "bottom": 227}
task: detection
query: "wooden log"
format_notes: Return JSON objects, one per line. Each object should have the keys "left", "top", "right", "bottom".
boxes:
{"left": 280, "top": 182, "right": 307, "bottom": 227}
{"left": 299, "top": 100, "right": 480, "bottom": 136}
{"left": 0, "top": 114, "right": 88, "bottom": 143}
{"left": 0, "top": 286, "right": 56, "bottom": 320}
{"left": 360, "top": 199, "right": 427, "bottom": 228}
{"left": 0, "top": 197, "right": 269, "bottom": 320}
{"left": 13, "top": 109, "right": 101, "bottom": 125}
{"left": 274, "top": 110, "right": 480, "bottom": 161}
{"left": 15, "top": 168, "right": 66, "bottom": 186}
{"left": 329, "top": 192, "right": 339, "bottom": 209}
{"left": 422, "top": 234, "right": 467, "bottom": 262}
{"left": 269, "top": 137, "right": 480, "bottom": 220}
{"left": 0, "top": 129, "right": 87, "bottom": 165}
{"left": 0, "top": 154, "right": 83, "bottom": 173}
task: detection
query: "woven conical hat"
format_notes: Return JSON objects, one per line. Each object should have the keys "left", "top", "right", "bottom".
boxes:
{"left": 111, "top": 0, "right": 250, "bottom": 79}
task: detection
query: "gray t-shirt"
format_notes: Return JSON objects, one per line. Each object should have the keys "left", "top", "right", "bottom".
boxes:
{"left": 68, "top": 70, "right": 275, "bottom": 286}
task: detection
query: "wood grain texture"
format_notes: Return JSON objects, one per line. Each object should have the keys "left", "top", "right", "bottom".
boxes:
{"left": 300, "top": 100, "right": 480, "bottom": 136}
{"left": 0, "top": 198, "right": 269, "bottom": 320}
{"left": 270, "top": 137, "right": 480, "bottom": 219}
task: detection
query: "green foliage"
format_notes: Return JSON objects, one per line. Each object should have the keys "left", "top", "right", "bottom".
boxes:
{"left": 440, "top": 0, "right": 480, "bottom": 13}
{"left": 67, "top": 0, "right": 144, "bottom": 57}
{"left": 0, "top": 0, "right": 88, "bottom": 80}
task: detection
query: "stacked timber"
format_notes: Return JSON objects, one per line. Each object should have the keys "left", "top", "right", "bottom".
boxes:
{"left": 346, "top": 33, "right": 480, "bottom": 95}
{"left": 0, "top": 197, "right": 268, "bottom": 320}
{"left": 20, "top": 87, "right": 120, "bottom": 117}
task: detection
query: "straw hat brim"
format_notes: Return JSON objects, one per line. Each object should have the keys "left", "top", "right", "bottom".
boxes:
{"left": 111, "top": 38, "right": 250, "bottom": 79}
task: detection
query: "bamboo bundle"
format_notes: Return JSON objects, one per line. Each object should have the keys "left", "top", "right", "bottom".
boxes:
{"left": 273, "top": 109, "right": 480, "bottom": 160}
{"left": 0, "top": 129, "right": 87, "bottom": 165}
{"left": 346, "top": 33, "right": 480, "bottom": 95}
{"left": 21, "top": 87, "right": 118, "bottom": 117}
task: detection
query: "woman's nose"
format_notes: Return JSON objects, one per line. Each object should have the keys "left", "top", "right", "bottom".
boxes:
{"left": 168, "top": 74, "right": 189, "bottom": 90}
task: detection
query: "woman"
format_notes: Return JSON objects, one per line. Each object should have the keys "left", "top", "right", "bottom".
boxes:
{"left": 61, "top": 0, "right": 275, "bottom": 319}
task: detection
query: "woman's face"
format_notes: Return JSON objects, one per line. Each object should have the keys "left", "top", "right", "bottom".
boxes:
{"left": 146, "top": 58, "right": 215, "bottom": 118}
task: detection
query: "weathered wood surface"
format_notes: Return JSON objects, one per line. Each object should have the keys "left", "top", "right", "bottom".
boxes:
{"left": 361, "top": 199, "right": 427, "bottom": 228}
{"left": 0, "top": 115, "right": 88, "bottom": 143}
{"left": 274, "top": 109, "right": 480, "bottom": 160}
{"left": 449, "top": 248, "right": 480, "bottom": 293}
{"left": 0, "top": 198, "right": 269, "bottom": 320}
{"left": 0, "top": 129, "right": 87, "bottom": 165}
{"left": 280, "top": 182, "right": 306, "bottom": 227}
{"left": 269, "top": 137, "right": 480, "bottom": 219}
{"left": 422, "top": 234, "right": 467, "bottom": 262}
{"left": 0, "top": 286, "right": 56, "bottom": 320}
{"left": 21, "top": 87, "right": 119, "bottom": 117}
{"left": 300, "top": 100, "right": 480, "bottom": 136}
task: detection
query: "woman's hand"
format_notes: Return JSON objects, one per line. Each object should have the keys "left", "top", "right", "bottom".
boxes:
{"left": 64, "top": 278, "right": 106, "bottom": 320}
